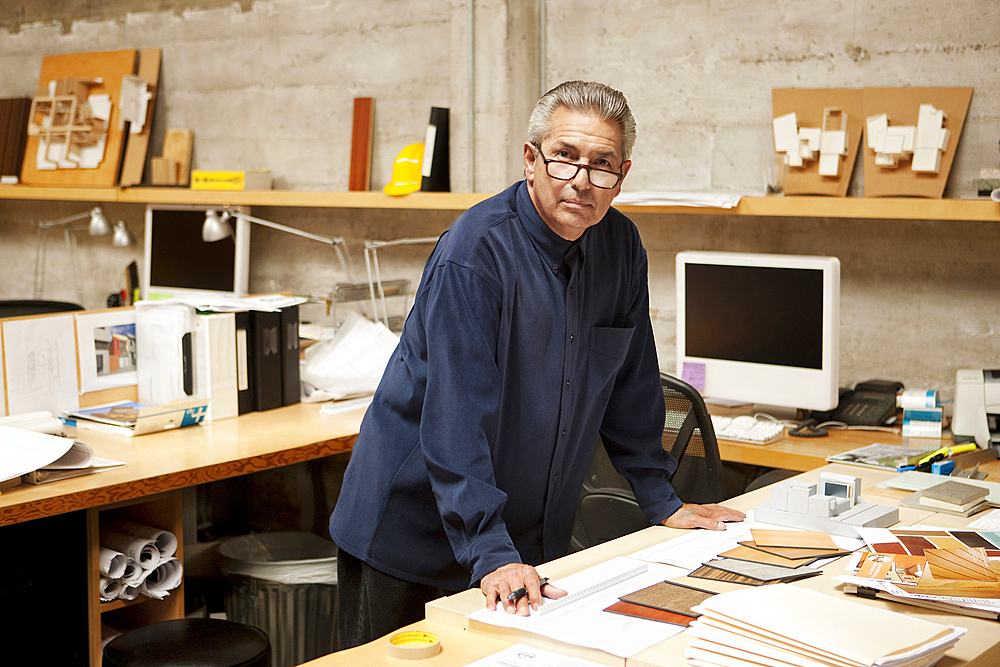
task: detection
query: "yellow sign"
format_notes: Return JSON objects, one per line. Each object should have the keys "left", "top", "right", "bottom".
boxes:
{"left": 190, "top": 170, "right": 246, "bottom": 190}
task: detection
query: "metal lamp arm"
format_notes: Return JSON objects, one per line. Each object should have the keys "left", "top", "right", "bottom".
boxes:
{"left": 229, "top": 212, "right": 342, "bottom": 246}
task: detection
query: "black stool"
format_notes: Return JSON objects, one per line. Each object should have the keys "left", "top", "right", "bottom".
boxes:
{"left": 103, "top": 618, "right": 271, "bottom": 667}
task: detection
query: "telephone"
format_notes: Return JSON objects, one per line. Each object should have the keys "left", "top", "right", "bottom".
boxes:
{"left": 832, "top": 379, "right": 904, "bottom": 426}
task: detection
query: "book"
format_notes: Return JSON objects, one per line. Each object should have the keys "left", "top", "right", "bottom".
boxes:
{"left": 65, "top": 398, "right": 209, "bottom": 437}
{"left": 193, "top": 312, "right": 239, "bottom": 421}
{"left": 922, "top": 479, "right": 989, "bottom": 506}
{"left": 21, "top": 441, "right": 126, "bottom": 484}
{"left": 279, "top": 305, "right": 301, "bottom": 406}
{"left": 250, "top": 310, "right": 282, "bottom": 411}
{"left": 825, "top": 441, "right": 940, "bottom": 470}
{"left": 235, "top": 310, "right": 255, "bottom": 414}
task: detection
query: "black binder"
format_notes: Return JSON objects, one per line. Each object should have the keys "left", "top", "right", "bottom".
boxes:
{"left": 250, "top": 310, "right": 282, "bottom": 412}
{"left": 235, "top": 310, "right": 255, "bottom": 414}
{"left": 279, "top": 305, "right": 301, "bottom": 406}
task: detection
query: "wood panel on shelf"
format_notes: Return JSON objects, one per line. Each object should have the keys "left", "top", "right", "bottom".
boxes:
{"left": 0, "top": 184, "right": 997, "bottom": 221}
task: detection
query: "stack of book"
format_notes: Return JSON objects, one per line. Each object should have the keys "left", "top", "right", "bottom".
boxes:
{"left": 685, "top": 584, "right": 966, "bottom": 667}
{"left": 899, "top": 479, "right": 991, "bottom": 517}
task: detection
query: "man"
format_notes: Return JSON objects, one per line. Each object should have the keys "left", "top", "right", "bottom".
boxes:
{"left": 330, "top": 80, "right": 744, "bottom": 648}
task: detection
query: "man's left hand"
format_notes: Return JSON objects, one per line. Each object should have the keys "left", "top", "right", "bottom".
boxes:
{"left": 662, "top": 503, "right": 745, "bottom": 530}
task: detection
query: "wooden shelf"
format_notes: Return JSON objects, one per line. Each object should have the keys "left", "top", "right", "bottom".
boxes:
{"left": 1, "top": 184, "right": 997, "bottom": 220}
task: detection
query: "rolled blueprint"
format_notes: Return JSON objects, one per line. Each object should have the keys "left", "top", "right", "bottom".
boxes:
{"left": 100, "top": 529, "right": 161, "bottom": 569}
{"left": 100, "top": 576, "right": 123, "bottom": 602}
{"left": 118, "top": 584, "right": 141, "bottom": 601}
{"left": 98, "top": 547, "right": 127, "bottom": 578}
{"left": 138, "top": 557, "right": 183, "bottom": 600}
{"left": 120, "top": 558, "right": 143, "bottom": 585}
{"left": 101, "top": 518, "right": 178, "bottom": 559}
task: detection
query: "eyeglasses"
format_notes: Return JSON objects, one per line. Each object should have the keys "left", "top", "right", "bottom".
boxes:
{"left": 533, "top": 146, "right": 623, "bottom": 189}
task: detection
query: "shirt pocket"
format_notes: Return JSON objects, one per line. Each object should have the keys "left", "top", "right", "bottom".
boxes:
{"left": 588, "top": 324, "right": 635, "bottom": 399}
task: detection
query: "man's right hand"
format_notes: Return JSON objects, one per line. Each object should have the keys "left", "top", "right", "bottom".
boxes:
{"left": 480, "top": 562, "right": 567, "bottom": 615}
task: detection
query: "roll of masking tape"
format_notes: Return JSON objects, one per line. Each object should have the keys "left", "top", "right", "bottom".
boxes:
{"left": 386, "top": 630, "right": 441, "bottom": 660}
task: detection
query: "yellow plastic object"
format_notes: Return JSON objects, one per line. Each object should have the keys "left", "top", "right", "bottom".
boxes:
{"left": 384, "top": 143, "right": 424, "bottom": 196}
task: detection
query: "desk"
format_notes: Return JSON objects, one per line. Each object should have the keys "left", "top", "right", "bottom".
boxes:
{"left": 0, "top": 402, "right": 368, "bottom": 666}
{"left": 311, "top": 464, "right": 1000, "bottom": 667}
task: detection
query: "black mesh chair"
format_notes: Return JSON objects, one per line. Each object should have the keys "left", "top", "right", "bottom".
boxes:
{"left": 569, "top": 372, "right": 729, "bottom": 551}
{"left": 0, "top": 300, "right": 84, "bottom": 318}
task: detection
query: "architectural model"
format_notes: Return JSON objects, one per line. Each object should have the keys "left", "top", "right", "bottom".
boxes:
{"left": 754, "top": 471, "right": 899, "bottom": 538}
{"left": 772, "top": 107, "right": 849, "bottom": 177}
{"left": 866, "top": 104, "right": 950, "bottom": 173}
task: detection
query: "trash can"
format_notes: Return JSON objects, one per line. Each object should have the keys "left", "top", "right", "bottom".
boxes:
{"left": 218, "top": 532, "right": 338, "bottom": 667}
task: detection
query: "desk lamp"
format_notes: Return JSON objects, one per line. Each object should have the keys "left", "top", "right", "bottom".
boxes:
{"left": 33, "top": 207, "right": 136, "bottom": 305}
{"left": 202, "top": 209, "right": 354, "bottom": 283}
{"left": 363, "top": 236, "right": 439, "bottom": 327}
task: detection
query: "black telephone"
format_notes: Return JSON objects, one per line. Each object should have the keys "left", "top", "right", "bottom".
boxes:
{"left": 832, "top": 379, "right": 904, "bottom": 426}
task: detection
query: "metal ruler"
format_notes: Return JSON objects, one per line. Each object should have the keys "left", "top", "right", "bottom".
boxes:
{"left": 539, "top": 563, "right": 648, "bottom": 615}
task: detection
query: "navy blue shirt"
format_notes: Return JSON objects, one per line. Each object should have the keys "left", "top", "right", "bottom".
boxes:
{"left": 329, "top": 181, "right": 681, "bottom": 591}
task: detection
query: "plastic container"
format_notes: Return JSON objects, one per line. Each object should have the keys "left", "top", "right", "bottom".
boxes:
{"left": 218, "top": 532, "right": 338, "bottom": 667}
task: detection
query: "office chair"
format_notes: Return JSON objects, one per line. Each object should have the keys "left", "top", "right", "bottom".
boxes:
{"left": 0, "top": 299, "right": 84, "bottom": 318}
{"left": 569, "top": 373, "right": 729, "bottom": 551}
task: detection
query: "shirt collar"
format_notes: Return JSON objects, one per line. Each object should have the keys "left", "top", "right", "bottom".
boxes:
{"left": 516, "top": 180, "right": 582, "bottom": 276}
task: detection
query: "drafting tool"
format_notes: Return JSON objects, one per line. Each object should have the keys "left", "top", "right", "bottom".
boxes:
{"left": 539, "top": 563, "right": 648, "bottom": 615}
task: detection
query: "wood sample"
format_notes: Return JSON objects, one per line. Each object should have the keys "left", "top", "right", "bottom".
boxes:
{"left": 604, "top": 600, "right": 695, "bottom": 626}
{"left": 21, "top": 50, "right": 138, "bottom": 187}
{"left": 162, "top": 128, "right": 194, "bottom": 185}
{"left": 119, "top": 48, "right": 161, "bottom": 187}
{"left": 750, "top": 528, "right": 838, "bottom": 550}
{"left": 349, "top": 97, "right": 374, "bottom": 191}
{"left": 862, "top": 87, "right": 972, "bottom": 198}
{"left": 924, "top": 547, "right": 994, "bottom": 581}
{"left": 619, "top": 580, "right": 715, "bottom": 617}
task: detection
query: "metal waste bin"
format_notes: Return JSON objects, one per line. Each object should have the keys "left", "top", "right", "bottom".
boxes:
{"left": 218, "top": 532, "right": 338, "bottom": 667}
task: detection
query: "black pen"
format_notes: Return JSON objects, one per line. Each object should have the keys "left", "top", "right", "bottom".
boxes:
{"left": 507, "top": 577, "right": 550, "bottom": 603}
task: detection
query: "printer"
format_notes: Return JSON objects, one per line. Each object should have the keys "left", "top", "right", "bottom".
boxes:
{"left": 952, "top": 369, "right": 1000, "bottom": 447}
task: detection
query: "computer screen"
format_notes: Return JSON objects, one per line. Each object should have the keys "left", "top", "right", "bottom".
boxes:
{"left": 675, "top": 251, "right": 840, "bottom": 412}
{"left": 143, "top": 204, "right": 251, "bottom": 299}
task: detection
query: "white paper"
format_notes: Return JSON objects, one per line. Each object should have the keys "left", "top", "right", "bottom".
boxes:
{"left": 41, "top": 441, "right": 94, "bottom": 469}
{"left": 968, "top": 509, "right": 1000, "bottom": 531}
{"left": 139, "top": 557, "right": 183, "bottom": 599}
{"left": 461, "top": 643, "right": 612, "bottom": 667}
{"left": 467, "top": 556, "right": 687, "bottom": 658}
{"left": 301, "top": 311, "right": 398, "bottom": 400}
{"left": 137, "top": 293, "right": 308, "bottom": 313}
{"left": 0, "top": 425, "right": 75, "bottom": 482}
{"left": 0, "top": 410, "right": 63, "bottom": 434}
{"left": 102, "top": 518, "right": 178, "bottom": 559}
{"left": 99, "top": 548, "right": 127, "bottom": 578}
{"left": 100, "top": 530, "right": 161, "bottom": 569}
{"left": 2, "top": 314, "right": 80, "bottom": 415}
{"left": 614, "top": 191, "right": 745, "bottom": 208}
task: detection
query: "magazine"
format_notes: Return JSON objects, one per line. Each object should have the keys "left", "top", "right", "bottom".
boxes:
{"left": 825, "top": 441, "right": 939, "bottom": 471}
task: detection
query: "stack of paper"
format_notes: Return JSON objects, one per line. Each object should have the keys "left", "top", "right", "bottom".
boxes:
{"left": 685, "top": 584, "right": 965, "bottom": 667}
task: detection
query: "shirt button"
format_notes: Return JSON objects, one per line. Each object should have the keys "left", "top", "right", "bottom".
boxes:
{"left": 551, "top": 263, "right": 558, "bottom": 271}
{"left": 569, "top": 334, "right": 574, "bottom": 341}
{"left": 565, "top": 380, "right": 570, "bottom": 387}
{"left": 561, "top": 429, "right": 566, "bottom": 437}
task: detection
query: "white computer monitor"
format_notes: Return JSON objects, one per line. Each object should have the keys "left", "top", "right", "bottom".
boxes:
{"left": 143, "top": 204, "right": 251, "bottom": 300}
{"left": 675, "top": 251, "right": 840, "bottom": 412}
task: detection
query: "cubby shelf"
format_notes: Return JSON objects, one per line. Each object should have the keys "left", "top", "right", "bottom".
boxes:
{"left": 1, "top": 184, "right": 997, "bottom": 221}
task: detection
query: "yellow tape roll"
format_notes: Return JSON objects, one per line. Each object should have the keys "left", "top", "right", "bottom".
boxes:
{"left": 386, "top": 630, "right": 441, "bottom": 660}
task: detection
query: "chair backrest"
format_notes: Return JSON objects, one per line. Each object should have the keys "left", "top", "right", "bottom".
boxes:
{"left": 569, "top": 372, "right": 727, "bottom": 551}
{"left": 0, "top": 300, "right": 84, "bottom": 319}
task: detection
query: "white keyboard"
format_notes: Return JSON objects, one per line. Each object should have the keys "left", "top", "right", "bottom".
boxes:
{"left": 711, "top": 415, "right": 785, "bottom": 444}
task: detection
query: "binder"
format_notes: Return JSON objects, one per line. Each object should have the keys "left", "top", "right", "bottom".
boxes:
{"left": 250, "top": 310, "right": 282, "bottom": 412}
{"left": 420, "top": 106, "right": 449, "bottom": 192}
{"left": 193, "top": 312, "right": 239, "bottom": 421}
{"left": 235, "top": 310, "right": 255, "bottom": 414}
{"left": 279, "top": 305, "right": 301, "bottom": 406}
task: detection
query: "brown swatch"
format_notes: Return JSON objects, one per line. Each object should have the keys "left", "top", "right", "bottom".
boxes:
{"left": 619, "top": 580, "right": 715, "bottom": 617}
{"left": 604, "top": 600, "right": 695, "bottom": 626}
{"left": 750, "top": 529, "right": 838, "bottom": 550}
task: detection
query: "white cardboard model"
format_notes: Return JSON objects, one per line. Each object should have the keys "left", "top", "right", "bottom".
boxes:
{"left": 754, "top": 472, "right": 898, "bottom": 538}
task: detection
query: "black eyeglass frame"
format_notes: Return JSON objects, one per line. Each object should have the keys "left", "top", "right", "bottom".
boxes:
{"left": 531, "top": 145, "right": 624, "bottom": 189}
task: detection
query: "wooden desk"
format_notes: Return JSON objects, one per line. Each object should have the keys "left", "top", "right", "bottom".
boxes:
{"left": 0, "top": 402, "right": 367, "bottom": 666}
{"left": 416, "top": 464, "right": 1000, "bottom": 667}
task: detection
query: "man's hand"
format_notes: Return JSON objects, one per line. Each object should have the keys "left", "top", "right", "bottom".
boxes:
{"left": 662, "top": 503, "right": 745, "bottom": 530}
{"left": 480, "top": 563, "right": 567, "bottom": 615}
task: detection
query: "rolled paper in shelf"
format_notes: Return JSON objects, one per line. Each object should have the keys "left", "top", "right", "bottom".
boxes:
{"left": 118, "top": 584, "right": 141, "bottom": 601}
{"left": 100, "top": 576, "right": 123, "bottom": 602}
{"left": 100, "top": 529, "right": 161, "bottom": 570}
{"left": 99, "top": 547, "right": 127, "bottom": 578}
{"left": 120, "top": 558, "right": 143, "bottom": 584}
{"left": 101, "top": 518, "right": 178, "bottom": 559}
{"left": 139, "top": 557, "right": 183, "bottom": 600}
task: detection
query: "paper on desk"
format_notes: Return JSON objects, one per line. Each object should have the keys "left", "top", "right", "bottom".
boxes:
{"left": 467, "top": 556, "right": 688, "bottom": 658}
{"left": 461, "top": 643, "right": 612, "bottom": 667}
{"left": 628, "top": 513, "right": 863, "bottom": 570}
{"left": 614, "top": 191, "right": 745, "bottom": 208}
{"left": 301, "top": 311, "right": 398, "bottom": 401}
{"left": 879, "top": 470, "right": 1000, "bottom": 505}
{"left": 137, "top": 293, "right": 308, "bottom": 313}
{"left": 0, "top": 425, "right": 74, "bottom": 482}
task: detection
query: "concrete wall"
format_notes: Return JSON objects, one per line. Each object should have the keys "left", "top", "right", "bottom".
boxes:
{"left": 1, "top": 0, "right": 998, "bottom": 405}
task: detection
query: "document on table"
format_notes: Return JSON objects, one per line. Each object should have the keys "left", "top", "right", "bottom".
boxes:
{"left": 461, "top": 643, "right": 611, "bottom": 667}
{"left": 466, "top": 556, "right": 690, "bottom": 658}
{"left": 627, "top": 513, "right": 863, "bottom": 570}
